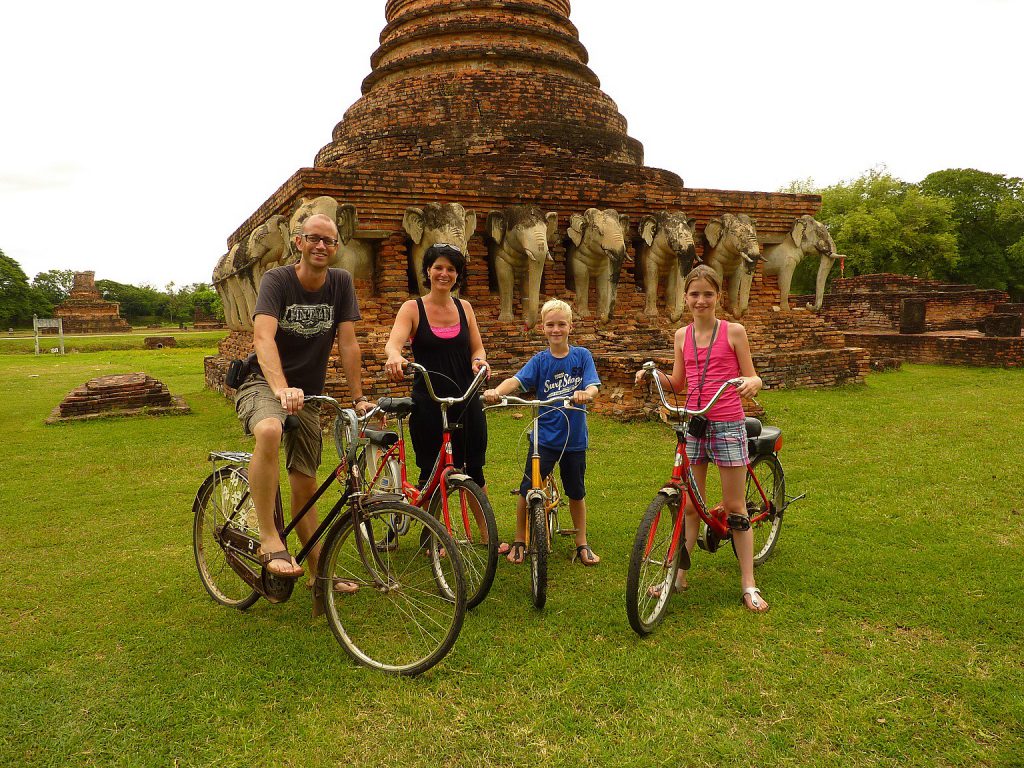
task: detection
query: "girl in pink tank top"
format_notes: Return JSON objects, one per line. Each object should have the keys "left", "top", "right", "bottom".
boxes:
{"left": 634, "top": 264, "right": 769, "bottom": 613}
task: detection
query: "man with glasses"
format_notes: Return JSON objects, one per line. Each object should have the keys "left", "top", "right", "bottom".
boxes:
{"left": 234, "top": 212, "right": 373, "bottom": 602}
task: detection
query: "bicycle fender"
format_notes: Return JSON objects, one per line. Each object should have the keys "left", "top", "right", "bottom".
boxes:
{"left": 447, "top": 473, "right": 472, "bottom": 484}
{"left": 658, "top": 487, "right": 681, "bottom": 503}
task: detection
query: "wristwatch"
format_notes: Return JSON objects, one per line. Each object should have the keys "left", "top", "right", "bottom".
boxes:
{"left": 353, "top": 395, "right": 369, "bottom": 406}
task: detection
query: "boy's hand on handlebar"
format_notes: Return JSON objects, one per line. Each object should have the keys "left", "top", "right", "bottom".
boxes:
{"left": 735, "top": 376, "right": 763, "bottom": 399}
{"left": 571, "top": 390, "right": 593, "bottom": 405}
{"left": 275, "top": 385, "right": 305, "bottom": 414}
{"left": 384, "top": 355, "right": 408, "bottom": 381}
{"left": 483, "top": 388, "right": 501, "bottom": 404}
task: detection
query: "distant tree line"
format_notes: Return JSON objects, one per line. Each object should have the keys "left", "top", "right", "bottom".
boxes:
{"left": 0, "top": 251, "right": 222, "bottom": 328}
{"left": 784, "top": 167, "right": 1024, "bottom": 301}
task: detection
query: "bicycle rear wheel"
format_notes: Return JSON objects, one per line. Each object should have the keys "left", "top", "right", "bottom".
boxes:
{"left": 625, "top": 492, "right": 682, "bottom": 636}
{"left": 528, "top": 496, "right": 548, "bottom": 609}
{"left": 746, "top": 454, "right": 785, "bottom": 566}
{"left": 426, "top": 476, "right": 498, "bottom": 609}
{"left": 319, "top": 501, "right": 466, "bottom": 676}
{"left": 192, "top": 466, "right": 270, "bottom": 610}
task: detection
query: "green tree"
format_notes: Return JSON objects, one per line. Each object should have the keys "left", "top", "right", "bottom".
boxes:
{"left": 95, "top": 279, "right": 169, "bottom": 321}
{"left": 0, "top": 250, "right": 50, "bottom": 327}
{"left": 31, "top": 268, "right": 75, "bottom": 306}
{"left": 919, "top": 168, "right": 1024, "bottom": 298}
{"left": 817, "top": 168, "right": 958, "bottom": 279}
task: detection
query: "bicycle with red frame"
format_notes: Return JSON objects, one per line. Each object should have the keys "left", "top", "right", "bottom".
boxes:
{"left": 351, "top": 361, "right": 499, "bottom": 609}
{"left": 625, "top": 361, "right": 802, "bottom": 635}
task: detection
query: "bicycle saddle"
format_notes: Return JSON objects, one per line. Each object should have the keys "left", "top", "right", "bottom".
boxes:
{"left": 377, "top": 397, "right": 414, "bottom": 417}
{"left": 745, "top": 418, "right": 782, "bottom": 456}
{"left": 363, "top": 429, "right": 399, "bottom": 449}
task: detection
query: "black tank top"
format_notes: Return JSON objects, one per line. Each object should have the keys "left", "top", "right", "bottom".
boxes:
{"left": 411, "top": 297, "right": 475, "bottom": 402}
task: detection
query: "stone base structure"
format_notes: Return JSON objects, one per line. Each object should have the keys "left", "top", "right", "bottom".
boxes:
{"left": 208, "top": 0, "right": 869, "bottom": 418}
{"left": 800, "top": 274, "right": 1024, "bottom": 368}
{"left": 55, "top": 272, "right": 131, "bottom": 334}
{"left": 47, "top": 373, "right": 190, "bottom": 424}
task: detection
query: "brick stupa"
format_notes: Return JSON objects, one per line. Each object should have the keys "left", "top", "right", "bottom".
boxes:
{"left": 55, "top": 272, "right": 131, "bottom": 334}
{"left": 210, "top": 0, "right": 868, "bottom": 415}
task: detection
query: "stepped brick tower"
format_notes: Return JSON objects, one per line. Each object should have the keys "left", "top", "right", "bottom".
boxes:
{"left": 55, "top": 272, "right": 131, "bottom": 334}
{"left": 210, "top": 0, "right": 868, "bottom": 414}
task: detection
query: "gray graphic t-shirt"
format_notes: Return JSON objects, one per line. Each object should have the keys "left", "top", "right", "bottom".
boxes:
{"left": 253, "top": 266, "right": 360, "bottom": 395}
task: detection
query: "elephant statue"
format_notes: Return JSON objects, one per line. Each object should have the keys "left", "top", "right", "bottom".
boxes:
{"left": 637, "top": 211, "right": 698, "bottom": 321}
{"left": 403, "top": 202, "right": 477, "bottom": 295}
{"left": 288, "top": 197, "right": 376, "bottom": 280}
{"left": 241, "top": 214, "right": 292, "bottom": 322}
{"left": 702, "top": 213, "right": 761, "bottom": 318}
{"left": 212, "top": 242, "right": 253, "bottom": 331}
{"left": 566, "top": 208, "right": 630, "bottom": 321}
{"left": 762, "top": 215, "right": 840, "bottom": 311}
{"left": 486, "top": 206, "right": 559, "bottom": 327}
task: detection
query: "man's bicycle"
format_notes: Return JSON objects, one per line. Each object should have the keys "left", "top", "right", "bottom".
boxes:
{"left": 351, "top": 362, "right": 499, "bottom": 609}
{"left": 483, "top": 395, "right": 581, "bottom": 609}
{"left": 625, "top": 361, "right": 803, "bottom": 635}
{"left": 192, "top": 395, "right": 467, "bottom": 676}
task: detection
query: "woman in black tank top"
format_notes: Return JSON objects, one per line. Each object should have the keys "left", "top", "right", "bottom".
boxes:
{"left": 384, "top": 244, "right": 489, "bottom": 487}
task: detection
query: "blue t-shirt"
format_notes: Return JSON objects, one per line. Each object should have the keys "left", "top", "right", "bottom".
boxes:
{"left": 513, "top": 346, "right": 601, "bottom": 452}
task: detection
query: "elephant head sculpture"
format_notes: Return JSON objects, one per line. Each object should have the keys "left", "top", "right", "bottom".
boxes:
{"left": 239, "top": 214, "right": 292, "bottom": 322}
{"left": 486, "top": 206, "right": 559, "bottom": 327}
{"left": 702, "top": 213, "right": 761, "bottom": 318}
{"left": 763, "top": 215, "right": 839, "bottom": 311}
{"left": 638, "top": 211, "right": 698, "bottom": 321}
{"left": 566, "top": 208, "right": 630, "bottom": 321}
{"left": 212, "top": 242, "right": 253, "bottom": 331}
{"left": 403, "top": 202, "right": 477, "bottom": 295}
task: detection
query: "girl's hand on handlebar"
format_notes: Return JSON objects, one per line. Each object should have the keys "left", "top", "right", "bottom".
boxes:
{"left": 385, "top": 355, "right": 408, "bottom": 381}
{"left": 633, "top": 369, "right": 648, "bottom": 387}
{"left": 735, "top": 376, "right": 762, "bottom": 399}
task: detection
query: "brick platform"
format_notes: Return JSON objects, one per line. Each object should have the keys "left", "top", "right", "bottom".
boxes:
{"left": 46, "top": 373, "right": 190, "bottom": 424}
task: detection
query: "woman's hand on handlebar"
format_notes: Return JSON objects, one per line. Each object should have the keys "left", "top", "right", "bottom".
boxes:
{"left": 354, "top": 399, "right": 375, "bottom": 417}
{"left": 471, "top": 358, "right": 490, "bottom": 379}
{"left": 385, "top": 355, "right": 408, "bottom": 381}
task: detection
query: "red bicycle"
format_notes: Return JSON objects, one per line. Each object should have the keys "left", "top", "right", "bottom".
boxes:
{"left": 350, "top": 362, "right": 499, "bottom": 609}
{"left": 625, "top": 361, "right": 802, "bottom": 635}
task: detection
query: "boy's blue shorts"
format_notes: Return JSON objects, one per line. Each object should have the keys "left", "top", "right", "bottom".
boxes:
{"left": 519, "top": 446, "right": 586, "bottom": 500}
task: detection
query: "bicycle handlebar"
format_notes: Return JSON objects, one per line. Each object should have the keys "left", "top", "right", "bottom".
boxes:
{"left": 637, "top": 361, "right": 743, "bottom": 419}
{"left": 304, "top": 395, "right": 362, "bottom": 464}
{"left": 483, "top": 395, "right": 580, "bottom": 412}
{"left": 405, "top": 361, "right": 489, "bottom": 407}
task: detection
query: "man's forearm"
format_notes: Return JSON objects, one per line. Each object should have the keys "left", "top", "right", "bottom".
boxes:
{"left": 339, "top": 340, "right": 364, "bottom": 401}
{"left": 254, "top": 333, "right": 288, "bottom": 394}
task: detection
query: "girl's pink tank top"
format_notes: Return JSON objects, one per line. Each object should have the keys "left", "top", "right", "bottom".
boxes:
{"left": 682, "top": 321, "right": 744, "bottom": 422}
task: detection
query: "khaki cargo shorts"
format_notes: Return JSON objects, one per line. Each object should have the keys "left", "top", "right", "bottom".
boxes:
{"left": 235, "top": 375, "right": 322, "bottom": 478}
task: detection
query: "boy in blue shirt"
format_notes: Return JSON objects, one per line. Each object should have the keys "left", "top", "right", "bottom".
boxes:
{"left": 484, "top": 299, "right": 601, "bottom": 565}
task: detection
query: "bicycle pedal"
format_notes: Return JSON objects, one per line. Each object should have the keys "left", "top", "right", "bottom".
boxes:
{"left": 262, "top": 570, "right": 296, "bottom": 603}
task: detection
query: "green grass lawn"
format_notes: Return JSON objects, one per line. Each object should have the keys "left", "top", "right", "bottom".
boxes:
{"left": 1, "top": 348, "right": 1021, "bottom": 767}
{"left": 0, "top": 329, "right": 227, "bottom": 354}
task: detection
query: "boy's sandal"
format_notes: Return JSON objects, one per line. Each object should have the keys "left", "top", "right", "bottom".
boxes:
{"left": 573, "top": 544, "right": 600, "bottom": 566}
{"left": 727, "top": 513, "right": 751, "bottom": 532}
{"left": 497, "top": 542, "right": 512, "bottom": 556}
{"left": 740, "top": 587, "right": 769, "bottom": 613}
{"left": 259, "top": 550, "right": 303, "bottom": 579}
{"left": 506, "top": 541, "right": 526, "bottom": 564}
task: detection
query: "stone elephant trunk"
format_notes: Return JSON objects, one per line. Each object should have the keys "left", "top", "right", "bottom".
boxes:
{"left": 567, "top": 208, "right": 631, "bottom": 322}
{"left": 486, "top": 206, "right": 558, "bottom": 327}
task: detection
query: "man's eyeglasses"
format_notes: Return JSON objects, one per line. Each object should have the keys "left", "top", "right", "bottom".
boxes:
{"left": 302, "top": 234, "right": 339, "bottom": 247}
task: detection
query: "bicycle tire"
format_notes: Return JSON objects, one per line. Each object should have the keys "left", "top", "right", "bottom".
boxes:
{"left": 192, "top": 466, "right": 270, "bottom": 610}
{"left": 625, "top": 492, "right": 682, "bottom": 636}
{"left": 426, "top": 476, "right": 498, "bottom": 609}
{"left": 528, "top": 496, "right": 548, "bottom": 609}
{"left": 319, "top": 500, "right": 466, "bottom": 676}
{"left": 745, "top": 454, "right": 785, "bottom": 566}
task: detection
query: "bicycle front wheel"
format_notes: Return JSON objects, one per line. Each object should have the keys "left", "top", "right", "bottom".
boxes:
{"left": 427, "top": 476, "right": 498, "bottom": 609}
{"left": 319, "top": 501, "right": 466, "bottom": 676}
{"left": 544, "top": 474, "right": 560, "bottom": 542}
{"left": 528, "top": 496, "right": 548, "bottom": 609}
{"left": 625, "top": 492, "right": 682, "bottom": 636}
{"left": 746, "top": 454, "right": 785, "bottom": 566}
{"left": 192, "top": 466, "right": 268, "bottom": 610}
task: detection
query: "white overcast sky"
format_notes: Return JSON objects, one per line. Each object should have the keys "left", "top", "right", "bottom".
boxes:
{"left": 1, "top": 0, "right": 1021, "bottom": 288}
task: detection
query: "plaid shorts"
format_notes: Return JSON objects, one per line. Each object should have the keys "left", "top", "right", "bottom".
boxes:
{"left": 685, "top": 419, "right": 748, "bottom": 467}
{"left": 235, "top": 375, "right": 322, "bottom": 478}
